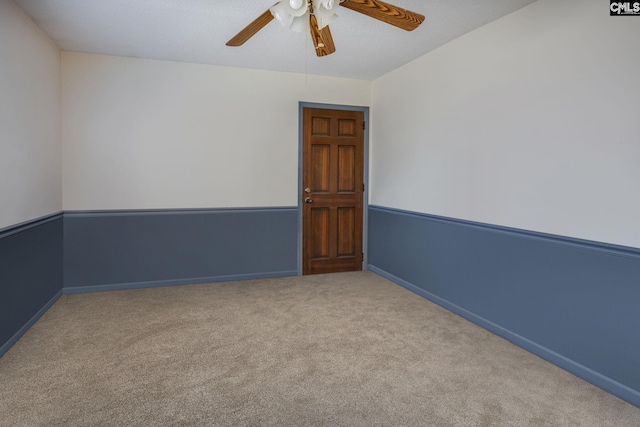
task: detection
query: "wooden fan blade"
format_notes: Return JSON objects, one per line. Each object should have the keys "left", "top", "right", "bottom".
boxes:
{"left": 340, "top": 0, "right": 424, "bottom": 31}
{"left": 309, "top": 15, "right": 336, "bottom": 57}
{"left": 226, "top": 9, "right": 274, "bottom": 46}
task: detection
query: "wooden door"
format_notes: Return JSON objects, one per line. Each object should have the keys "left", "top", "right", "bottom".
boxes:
{"left": 302, "top": 108, "right": 364, "bottom": 275}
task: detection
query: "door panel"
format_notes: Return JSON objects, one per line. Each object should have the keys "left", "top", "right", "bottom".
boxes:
{"left": 311, "top": 145, "right": 331, "bottom": 193}
{"left": 303, "top": 108, "right": 364, "bottom": 275}
{"left": 338, "top": 145, "right": 356, "bottom": 193}
{"left": 311, "top": 207, "right": 330, "bottom": 259}
{"left": 338, "top": 118, "right": 357, "bottom": 136}
{"left": 337, "top": 207, "right": 356, "bottom": 257}
{"left": 312, "top": 116, "right": 331, "bottom": 135}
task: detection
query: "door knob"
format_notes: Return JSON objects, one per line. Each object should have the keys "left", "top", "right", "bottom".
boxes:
{"left": 304, "top": 188, "right": 311, "bottom": 194}
{"left": 304, "top": 197, "right": 313, "bottom": 203}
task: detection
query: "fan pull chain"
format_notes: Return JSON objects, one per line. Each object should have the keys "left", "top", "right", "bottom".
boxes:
{"left": 306, "top": 0, "right": 312, "bottom": 82}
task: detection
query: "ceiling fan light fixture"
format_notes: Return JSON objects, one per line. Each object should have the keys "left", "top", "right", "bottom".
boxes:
{"left": 319, "top": 0, "right": 337, "bottom": 10}
{"left": 290, "top": 13, "right": 311, "bottom": 32}
{"left": 270, "top": 2, "right": 294, "bottom": 27}
{"left": 313, "top": 0, "right": 339, "bottom": 29}
{"left": 228, "top": 0, "right": 425, "bottom": 57}
{"left": 289, "top": 0, "right": 310, "bottom": 17}
{"left": 270, "top": 0, "right": 310, "bottom": 29}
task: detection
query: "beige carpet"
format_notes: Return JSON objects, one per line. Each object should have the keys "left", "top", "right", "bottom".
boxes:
{"left": 1, "top": 271, "right": 639, "bottom": 426}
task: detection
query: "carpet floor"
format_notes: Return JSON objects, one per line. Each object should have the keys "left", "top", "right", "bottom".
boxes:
{"left": 1, "top": 271, "right": 639, "bottom": 426}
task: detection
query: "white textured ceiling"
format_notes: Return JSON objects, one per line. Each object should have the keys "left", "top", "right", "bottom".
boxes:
{"left": 14, "top": 0, "right": 537, "bottom": 80}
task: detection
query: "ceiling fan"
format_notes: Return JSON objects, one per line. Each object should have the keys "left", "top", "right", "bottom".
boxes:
{"left": 226, "top": 0, "right": 425, "bottom": 57}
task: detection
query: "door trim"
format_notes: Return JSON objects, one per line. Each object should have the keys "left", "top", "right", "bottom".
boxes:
{"left": 297, "top": 102, "right": 370, "bottom": 275}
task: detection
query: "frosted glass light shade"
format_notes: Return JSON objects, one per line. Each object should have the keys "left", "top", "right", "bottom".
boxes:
{"left": 289, "top": 0, "right": 309, "bottom": 17}
{"left": 270, "top": 0, "right": 338, "bottom": 32}
{"left": 314, "top": 0, "right": 339, "bottom": 29}
{"left": 290, "top": 13, "right": 311, "bottom": 32}
{"left": 270, "top": 0, "right": 310, "bottom": 28}
{"left": 270, "top": 2, "right": 294, "bottom": 27}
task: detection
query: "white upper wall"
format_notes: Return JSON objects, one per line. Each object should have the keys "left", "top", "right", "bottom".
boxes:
{"left": 0, "top": 0, "right": 61, "bottom": 229}
{"left": 371, "top": 0, "right": 640, "bottom": 248}
{"left": 62, "top": 52, "right": 371, "bottom": 210}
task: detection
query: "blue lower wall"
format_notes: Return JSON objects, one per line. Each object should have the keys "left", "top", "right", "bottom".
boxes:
{"left": 63, "top": 208, "right": 298, "bottom": 292}
{"left": 0, "top": 214, "right": 63, "bottom": 357}
{"left": 5, "top": 205, "right": 639, "bottom": 409}
{"left": 368, "top": 205, "right": 640, "bottom": 408}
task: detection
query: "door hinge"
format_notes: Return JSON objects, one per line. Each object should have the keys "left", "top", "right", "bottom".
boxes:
{"left": 362, "top": 183, "right": 365, "bottom": 192}
{"left": 361, "top": 253, "right": 364, "bottom": 262}
{"left": 363, "top": 121, "right": 366, "bottom": 130}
